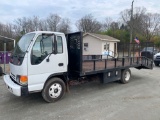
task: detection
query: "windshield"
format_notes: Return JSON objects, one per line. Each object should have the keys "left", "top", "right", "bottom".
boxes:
{"left": 10, "top": 33, "right": 35, "bottom": 65}
{"left": 13, "top": 33, "right": 35, "bottom": 56}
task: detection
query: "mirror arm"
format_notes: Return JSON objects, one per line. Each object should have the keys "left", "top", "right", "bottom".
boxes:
{"left": 46, "top": 53, "right": 52, "bottom": 62}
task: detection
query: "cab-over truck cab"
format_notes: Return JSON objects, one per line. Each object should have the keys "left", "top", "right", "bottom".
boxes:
{"left": 4, "top": 31, "right": 68, "bottom": 102}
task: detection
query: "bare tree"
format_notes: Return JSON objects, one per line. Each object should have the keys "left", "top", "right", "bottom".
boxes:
{"left": 39, "top": 20, "right": 48, "bottom": 31}
{"left": 120, "top": 9, "right": 131, "bottom": 26}
{"left": 154, "top": 26, "right": 160, "bottom": 36}
{"left": 14, "top": 16, "right": 42, "bottom": 36}
{"left": 110, "top": 22, "right": 120, "bottom": 30}
{"left": 130, "top": 9, "right": 160, "bottom": 41}
{"left": 76, "top": 14, "right": 102, "bottom": 33}
{"left": 14, "top": 17, "right": 31, "bottom": 34}
{"left": 47, "top": 14, "right": 61, "bottom": 31}
{"left": 119, "top": 7, "right": 160, "bottom": 41}
{"left": 140, "top": 13, "right": 160, "bottom": 41}
{"left": 0, "top": 23, "right": 15, "bottom": 51}
{"left": 32, "top": 16, "right": 40, "bottom": 31}
{"left": 120, "top": 7, "right": 146, "bottom": 29}
{"left": 58, "top": 18, "right": 71, "bottom": 33}
{"left": 103, "top": 17, "right": 113, "bottom": 31}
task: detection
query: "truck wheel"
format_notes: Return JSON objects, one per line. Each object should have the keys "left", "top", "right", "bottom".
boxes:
{"left": 42, "top": 77, "right": 66, "bottom": 103}
{"left": 120, "top": 69, "right": 131, "bottom": 84}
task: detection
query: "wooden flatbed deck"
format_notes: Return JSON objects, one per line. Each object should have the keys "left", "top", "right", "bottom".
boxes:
{"left": 82, "top": 57, "right": 150, "bottom": 73}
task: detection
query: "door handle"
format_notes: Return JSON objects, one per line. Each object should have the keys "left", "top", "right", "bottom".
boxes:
{"left": 58, "top": 63, "right": 63, "bottom": 66}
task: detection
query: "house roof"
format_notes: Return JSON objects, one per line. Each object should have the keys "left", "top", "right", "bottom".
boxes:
{"left": 83, "top": 33, "right": 120, "bottom": 42}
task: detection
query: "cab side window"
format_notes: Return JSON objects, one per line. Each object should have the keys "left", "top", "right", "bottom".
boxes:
{"left": 57, "top": 36, "right": 63, "bottom": 53}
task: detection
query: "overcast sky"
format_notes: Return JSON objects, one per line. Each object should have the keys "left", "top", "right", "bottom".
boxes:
{"left": 0, "top": 0, "right": 160, "bottom": 30}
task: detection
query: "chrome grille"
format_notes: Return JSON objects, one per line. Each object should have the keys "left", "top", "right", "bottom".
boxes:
{"left": 10, "top": 73, "right": 16, "bottom": 81}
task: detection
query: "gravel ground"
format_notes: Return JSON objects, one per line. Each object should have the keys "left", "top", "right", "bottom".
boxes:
{"left": 0, "top": 66, "right": 160, "bottom": 120}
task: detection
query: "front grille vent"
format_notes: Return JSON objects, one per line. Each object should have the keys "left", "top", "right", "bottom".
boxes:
{"left": 10, "top": 73, "right": 16, "bottom": 81}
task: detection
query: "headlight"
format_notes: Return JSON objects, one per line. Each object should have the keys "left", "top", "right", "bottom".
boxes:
{"left": 16, "top": 75, "right": 28, "bottom": 85}
{"left": 154, "top": 55, "right": 157, "bottom": 59}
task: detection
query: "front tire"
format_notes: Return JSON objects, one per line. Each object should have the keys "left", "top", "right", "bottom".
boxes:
{"left": 120, "top": 69, "right": 131, "bottom": 84}
{"left": 42, "top": 77, "right": 66, "bottom": 103}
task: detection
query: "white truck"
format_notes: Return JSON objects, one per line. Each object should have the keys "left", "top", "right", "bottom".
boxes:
{"left": 0, "top": 31, "right": 153, "bottom": 102}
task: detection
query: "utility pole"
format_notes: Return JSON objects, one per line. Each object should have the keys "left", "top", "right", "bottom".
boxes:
{"left": 129, "top": 0, "right": 134, "bottom": 58}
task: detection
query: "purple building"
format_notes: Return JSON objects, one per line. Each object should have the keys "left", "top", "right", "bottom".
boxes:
{"left": 0, "top": 51, "right": 12, "bottom": 64}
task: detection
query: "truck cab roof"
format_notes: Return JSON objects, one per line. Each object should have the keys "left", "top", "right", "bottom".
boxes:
{"left": 26, "top": 31, "right": 65, "bottom": 35}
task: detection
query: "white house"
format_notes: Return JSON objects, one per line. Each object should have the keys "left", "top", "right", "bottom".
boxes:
{"left": 83, "top": 33, "right": 120, "bottom": 59}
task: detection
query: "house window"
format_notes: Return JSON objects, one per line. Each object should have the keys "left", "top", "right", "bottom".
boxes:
{"left": 84, "top": 43, "right": 88, "bottom": 51}
{"left": 104, "top": 45, "right": 106, "bottom": 50}
{"left": 107, "top": 43, "right": 110, "bottom": 50}
{"left": 104, "top": 43, "right": 110, "bottom": 50}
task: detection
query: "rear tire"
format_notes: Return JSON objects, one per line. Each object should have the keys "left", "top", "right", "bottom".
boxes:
{"left": 42, "top": 77, "right": 66, "bottom": 103}
{"left": 120, "top": 69, "right": 131, "bottom": 84}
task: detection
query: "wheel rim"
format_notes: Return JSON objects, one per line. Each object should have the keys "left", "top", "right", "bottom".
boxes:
{"left": 49, "top": 83, "right": 62, "bottom": 98}
{"left": 124, "top": 71, "right": 130, "bottom": 81}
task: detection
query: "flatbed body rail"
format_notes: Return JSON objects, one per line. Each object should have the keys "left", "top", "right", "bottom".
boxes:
{"left": 66, "top": 32, "right": 154, "bottom": 78}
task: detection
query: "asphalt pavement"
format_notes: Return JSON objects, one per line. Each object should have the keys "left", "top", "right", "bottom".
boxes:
{"left": 0, "top": 66, "right": 160, "bottom": 120}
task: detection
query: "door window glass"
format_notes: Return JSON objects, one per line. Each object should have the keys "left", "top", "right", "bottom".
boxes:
{"left": 57, "top": 36, "right": 63, "bottom": 53}
{"left": 31, "top": 35, "right": 53, "bottom": 65}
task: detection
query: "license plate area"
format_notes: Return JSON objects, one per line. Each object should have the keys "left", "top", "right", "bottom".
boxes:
{"left": 7, "top": 85, "right": 13, "bottom": 93}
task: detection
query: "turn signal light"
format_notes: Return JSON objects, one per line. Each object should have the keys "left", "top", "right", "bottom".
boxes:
{"left": 20, "top": 76, "right": 28, "bottom": 85}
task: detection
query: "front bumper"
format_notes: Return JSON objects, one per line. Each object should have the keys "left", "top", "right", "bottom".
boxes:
{"left": 3, "top": 75, "right": 28, "bottom": 96}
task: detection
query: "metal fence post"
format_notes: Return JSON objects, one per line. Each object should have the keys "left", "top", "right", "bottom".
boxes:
{"left": 4, "top": 42, "right": 6, "bottom": 73}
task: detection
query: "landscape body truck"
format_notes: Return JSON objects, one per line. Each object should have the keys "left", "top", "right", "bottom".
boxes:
{"left": 1, "top": 31, "right": 153, "bottom": 102}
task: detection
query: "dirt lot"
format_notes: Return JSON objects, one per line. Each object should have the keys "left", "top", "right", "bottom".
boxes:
{"left": 0, "top": 66, "right": 160, "bottom": 120}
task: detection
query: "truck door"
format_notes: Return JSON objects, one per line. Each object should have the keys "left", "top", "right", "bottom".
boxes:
{"left": 27, "top": 34, "right": 67, "bottom": 91}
